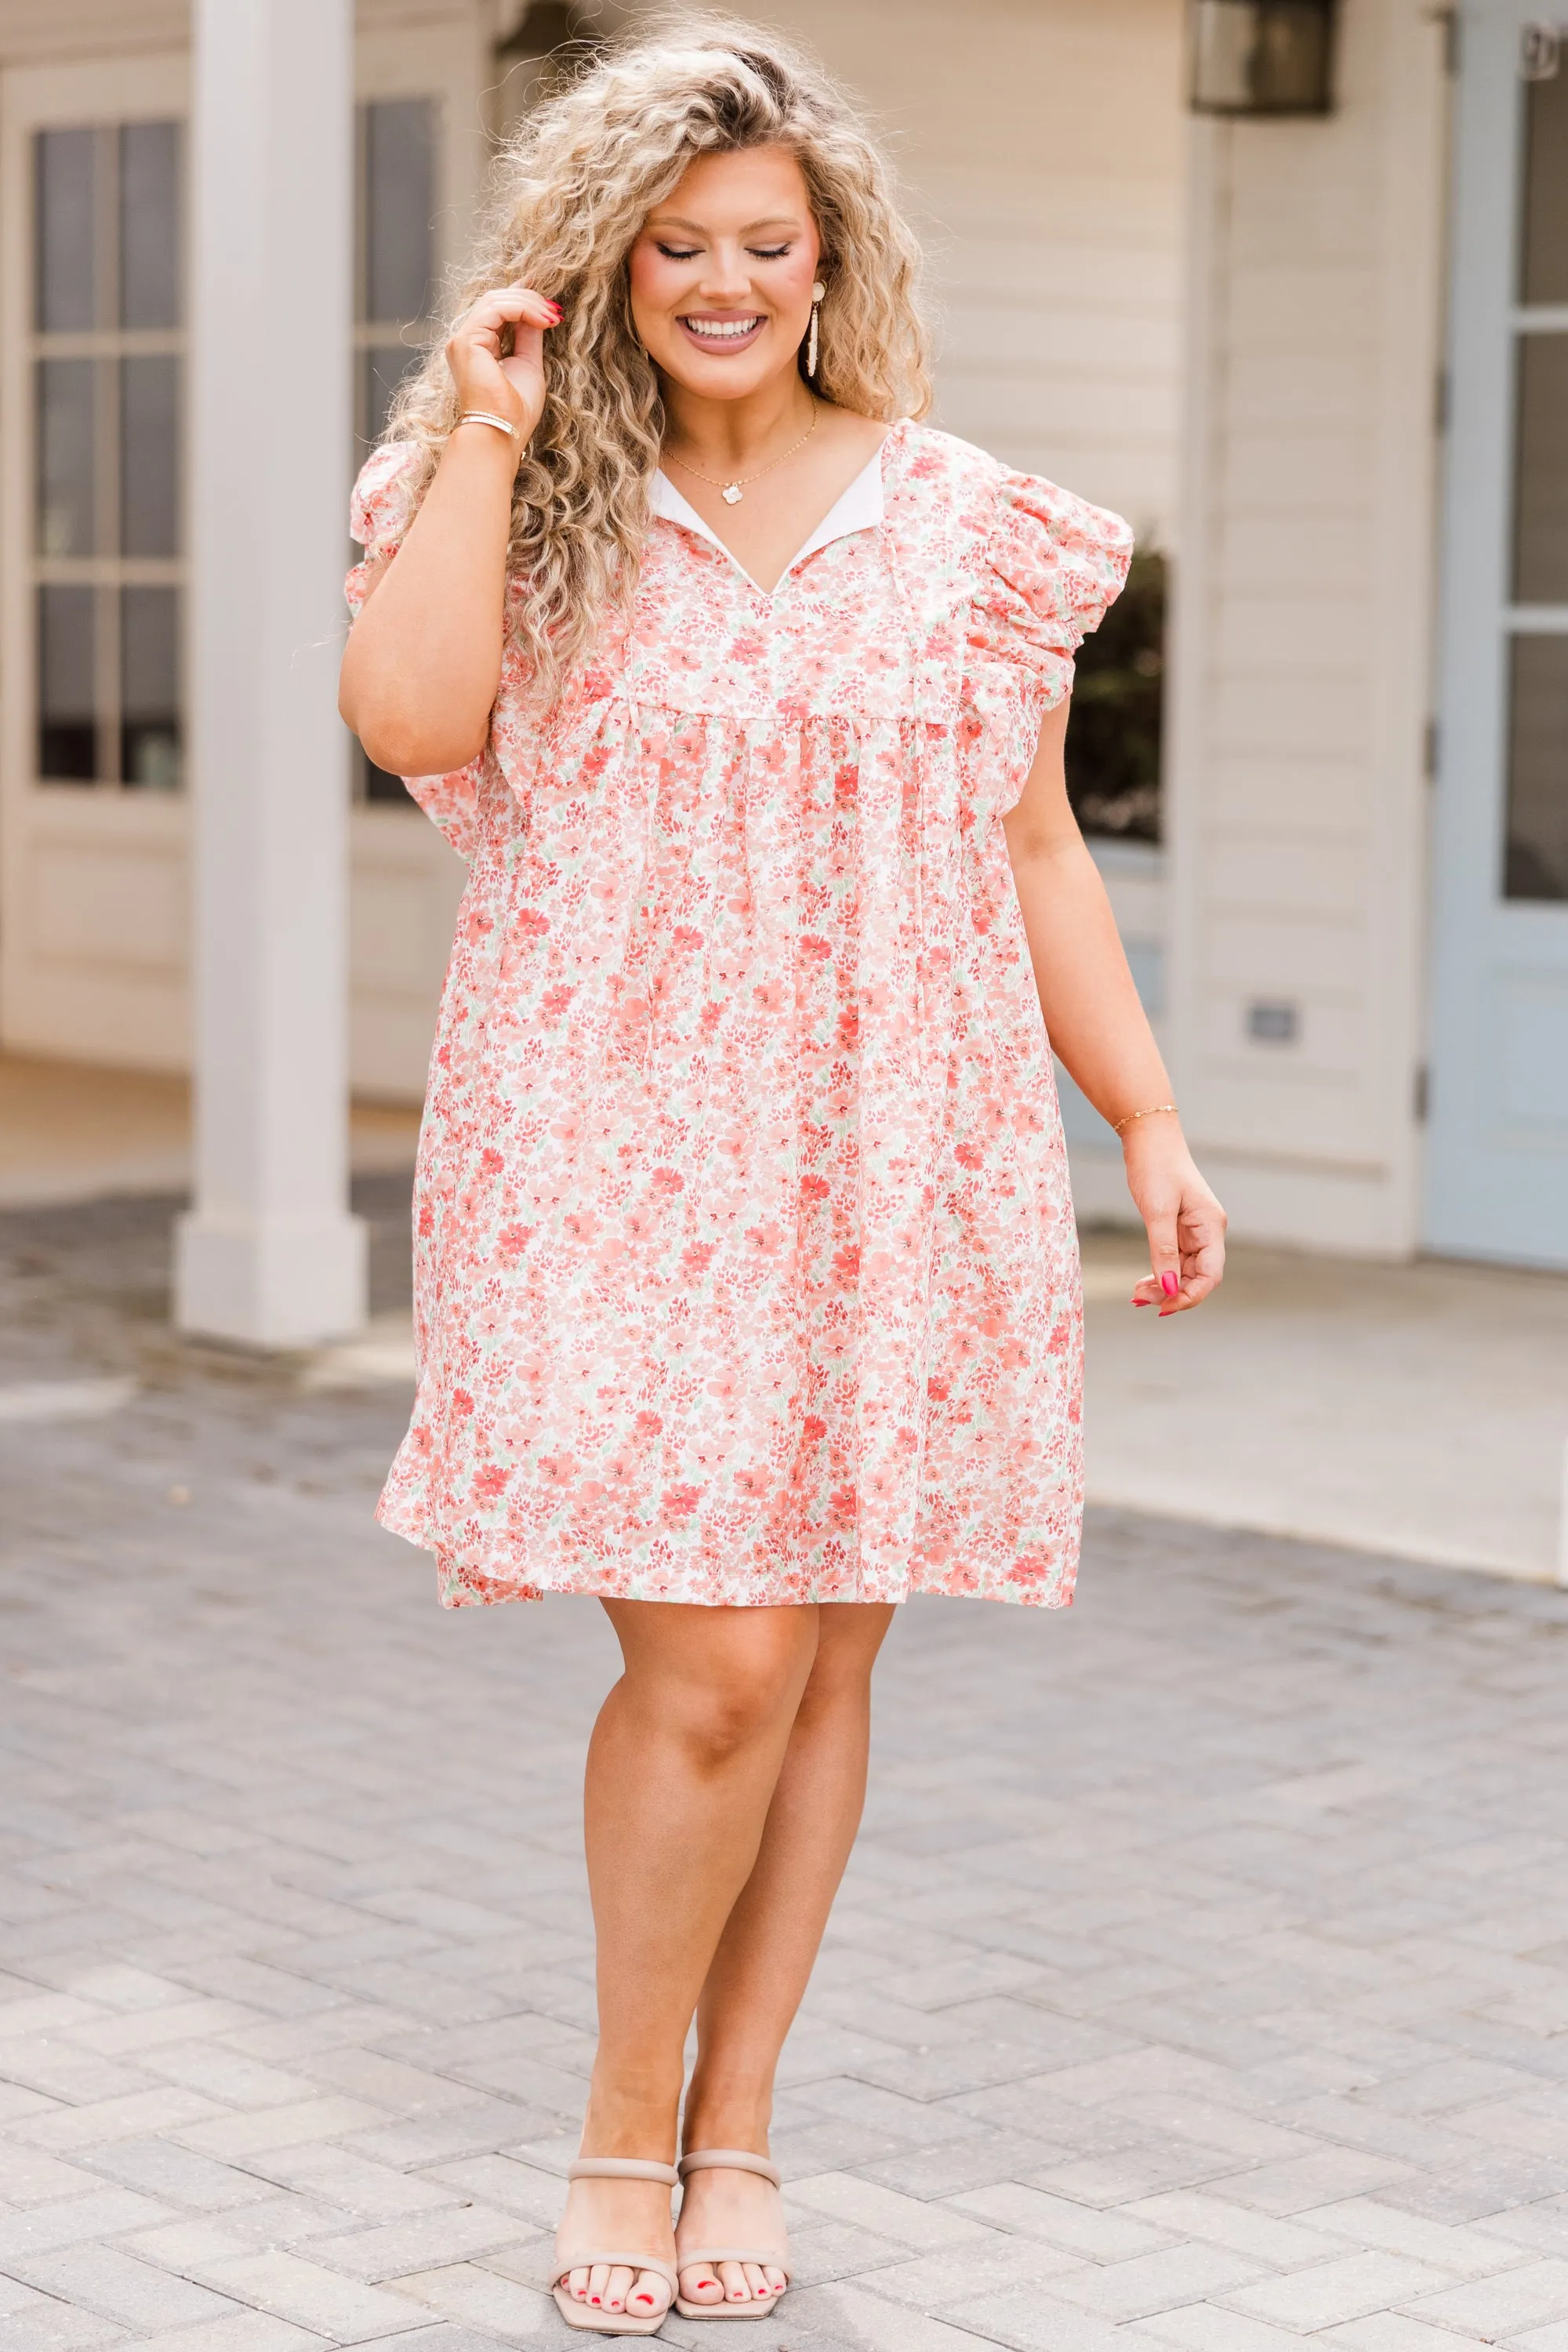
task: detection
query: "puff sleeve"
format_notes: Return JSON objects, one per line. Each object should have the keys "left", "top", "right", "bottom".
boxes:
{"left": 345, "top": 439, "right": 424, "bottom": 616}
{"left": 345, "top": 440, "right": 486, "bottom": 858}
{"left": 967, "top": 470, "right": 1134, "bottom": 714}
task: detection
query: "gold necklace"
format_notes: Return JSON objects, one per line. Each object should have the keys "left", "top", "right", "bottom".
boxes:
{"left": 662, "top": 399, "right": 819, "bottom": 505}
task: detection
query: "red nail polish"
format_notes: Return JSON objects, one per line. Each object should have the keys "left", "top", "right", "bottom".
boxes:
{"left": 1160, "top": 1270, "right": 1178, "bottom": 1297}
{"left": 1134, "top": 1298, "right": 1149, "bottom": 1307}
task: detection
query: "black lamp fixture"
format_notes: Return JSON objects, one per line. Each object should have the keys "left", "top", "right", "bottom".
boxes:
{"left": 1190, "top": 0, "right": 1338, "bottom": 117}
{"left": 495, "top": 3, "right": 579, "bottom": 68}
{"left": 492, "top": 3, "right": 601, "bottom": 136}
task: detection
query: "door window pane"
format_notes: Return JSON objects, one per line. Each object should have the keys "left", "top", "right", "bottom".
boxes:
{"left": 120, "top": 121, "right": 181, "bottom": 329}
{"left": 121, "top": 354, "right": 180, "bottom": 557}
{"left": 36, "top": 358, "right": 96, "bottom": 557}
{"left": 30, "top": 114, "right": 187, "bottom": 792}
{"left": 1504, "top": 633, "right": 1568, "bottom": 901}
{"left": 362, "top": 98, "right": 435, "bottom": 325}
{"left": 361, "top": 342, "right": 421, "bottom": 447}
{"left": 35, "top": 127, "right": 96, "bottom": 330}
{"left": 38, "top": 585, "right": 97, "bottom": 780}
{"left": 1512, "top": 334, "right": 1568, "bottom": 604}
{"left": 121, "top": 587, "right": 181, "bottom": 790}
{"left": 1521, "top": 61, "right": 1568, "bottom": 306}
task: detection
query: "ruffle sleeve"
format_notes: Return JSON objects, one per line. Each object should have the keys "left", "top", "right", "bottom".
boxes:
{"left": 967, "top": 470, "right": 1134, "bottom": 715}
{"left": 345, "top": 441, "right": 486, "bottom": 859}
{"left": 345, "top": 439, "right": 424, "bottom": 616}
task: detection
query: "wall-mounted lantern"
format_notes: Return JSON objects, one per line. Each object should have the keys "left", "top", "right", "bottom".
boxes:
{"left": 1189, "top": 0, "right": 1338, "bottom": 117}
{"left": 495, "top": 2, "right": 578, "bottom": 72}
{"left": 491, "top": 2, "right": 601, "bottom": 138}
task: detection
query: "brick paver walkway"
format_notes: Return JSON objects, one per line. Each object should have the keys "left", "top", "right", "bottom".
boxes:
{"left": 4, "top": 1196, "right": 1568, "bottom": 2350}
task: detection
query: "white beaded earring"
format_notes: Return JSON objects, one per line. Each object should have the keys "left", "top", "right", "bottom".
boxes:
{"left": 806, "top": 280, "right": 826, "bottom": 378}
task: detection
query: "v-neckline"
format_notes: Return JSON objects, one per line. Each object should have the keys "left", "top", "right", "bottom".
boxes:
{"left": 650, "top": 428, "right": 896, "bottom": 598}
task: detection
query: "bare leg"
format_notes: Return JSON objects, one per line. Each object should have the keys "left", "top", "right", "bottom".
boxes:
{"left": 558, "top": 1600, "right": 820, "bottom": 2323}
{"left": 677, "top": 1601, "right": 898, "bottom": 2308}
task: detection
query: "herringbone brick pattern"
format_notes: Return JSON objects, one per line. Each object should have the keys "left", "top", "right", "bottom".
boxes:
{"left": 3, "top": 1194, "right": 1568, "bottom": 2349}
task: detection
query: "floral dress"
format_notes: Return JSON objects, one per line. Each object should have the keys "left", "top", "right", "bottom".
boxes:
{"left": 347, "top": 419, "right": 1131, "bottom": 1610}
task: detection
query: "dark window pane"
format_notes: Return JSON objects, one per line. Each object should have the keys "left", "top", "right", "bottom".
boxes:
{"left": 119, "top": 120, "right": 181, "bottom": 328}
{"left": 361, "top": 98, "right": 435, "bottom": 325}
{"left": 121, "top": 354, "right": 180, "bottom": 556}
{"left": 1504, "top": 633, "right": 1568, "bottom": 900}
{"left": 360, "top": 744, "right": 415, "bottom": 804}
{"left": 1521, "top": 61, "right": 1568, "bottom": 306}
{"left": 361, "top": 341, "right": 421, "bottom": 448}
{"left": 35, "top": 127, "right": 96, "bottom": 331}
{"left": 36, "top": 358, "right": 96, "bottom": 557}
{"left": 1064, "top": 549, "right": 1165, "bottom": 844}
{"left": 1513, "top": 335, "right": 1568, "bottom": 604}
{"left": 38, "top": 583, "right": 97, "bottom": 780}
{"left": 122, "top": 586, "right": 182, "bottom": 790}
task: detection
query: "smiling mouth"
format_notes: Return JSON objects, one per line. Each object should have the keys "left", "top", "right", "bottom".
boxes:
{"left": 678, "top": 314, "right": 767, "bottom": 348}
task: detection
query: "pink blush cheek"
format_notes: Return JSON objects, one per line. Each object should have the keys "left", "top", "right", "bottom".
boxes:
{"left": 626, "top": 241, "right": 683, "bottom": 344}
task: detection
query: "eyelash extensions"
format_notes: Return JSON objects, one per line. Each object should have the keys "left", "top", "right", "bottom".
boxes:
{"left": 655, "top": 243, "right": 792, "bottom": 262}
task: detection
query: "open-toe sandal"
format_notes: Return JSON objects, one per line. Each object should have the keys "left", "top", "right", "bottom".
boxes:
{"left": 673, "top": 2147, "right": 792, "bottom": 2321}
{"left": 552, "top": 2156, "right": 680, "bottom": 2336}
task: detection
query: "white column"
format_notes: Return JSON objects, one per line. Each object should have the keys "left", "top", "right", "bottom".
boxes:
{"left": 176, "top": 0, "right": 367, "bottom": 1346}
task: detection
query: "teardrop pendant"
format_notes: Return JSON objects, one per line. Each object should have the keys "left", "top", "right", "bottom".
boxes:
{"left": 721, "top": 483, "right": 743, "bottom": 504}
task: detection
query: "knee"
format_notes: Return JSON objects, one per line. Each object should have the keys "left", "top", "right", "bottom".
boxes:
{"left": 672, "top": 1688, "right": 781, "bottom": 1772}
{"left": 796, "top": 1607, "right": 895, "bottom": 1719}
{"left": 793, "top": 1653, "right": 871, "bottom": 1731}
{"left": 655, "top": 1619, "right": 815, "bottom": 1772}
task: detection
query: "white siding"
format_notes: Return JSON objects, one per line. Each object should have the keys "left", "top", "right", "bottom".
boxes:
{"left": 742, "top": 0, "right": 1186, "bottom": 541}
{"left": 1167, "top": 0, "right": 1450, "bottom": 1253}
{"left": 0, "top": 5, "right": 185, "bottom": 63}
{"left": 1, "top": 0, "right": 1186, "bottom": 1107}
{"left": 0, "top": 1, "right": 471, "bottom": 63}
{"left": 0, "top": 6, "right": 482, "bottom": 1100}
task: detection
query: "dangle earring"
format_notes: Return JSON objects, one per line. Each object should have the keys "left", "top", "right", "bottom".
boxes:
{"left": 806, "top": 280, "right": 825, "bottom": 378}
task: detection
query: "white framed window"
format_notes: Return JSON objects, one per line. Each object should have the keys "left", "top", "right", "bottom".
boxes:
{"left": 354, "top": 93, "right": 437, "bottom": 811}
{"left": 358, "top": 95, "right": 439, "bottom": 456}
{"left": 353, "top": 24, "right": 485, "bottom": 807}
{"left": 30, "top": 111, "right": 184, "bottom": 792}
{"left": 0, "top": 53, "right": 191, "bottom": 1071}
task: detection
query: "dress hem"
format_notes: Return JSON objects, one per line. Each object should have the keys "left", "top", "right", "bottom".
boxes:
{"left": 376, "top": 1502, "right": 1077, "bottom": 1613}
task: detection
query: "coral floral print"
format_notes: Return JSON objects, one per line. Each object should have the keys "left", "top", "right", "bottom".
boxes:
{"left": 347, "top": 421, "right": 1131, "bottom": 1610}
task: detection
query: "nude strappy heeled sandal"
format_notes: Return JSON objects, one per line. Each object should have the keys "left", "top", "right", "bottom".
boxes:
{"left": 551, "top": 2156, "right": 681, "bottom": 2336}
{"left": 673, "top": 2147, "right": 792, "bottom": 2321}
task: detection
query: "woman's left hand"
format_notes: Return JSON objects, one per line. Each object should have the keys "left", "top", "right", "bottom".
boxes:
{"left": 1121, "top": 1121, "right": 1228, "bottom": 1316}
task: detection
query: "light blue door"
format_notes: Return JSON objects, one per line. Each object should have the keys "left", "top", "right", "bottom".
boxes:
{"left": 1427, "top": 5, "right": 1568, "bottom": 1267}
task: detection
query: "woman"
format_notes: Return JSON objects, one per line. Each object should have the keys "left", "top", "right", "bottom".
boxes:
{"left": 340, "top": 16, "right": 1225, "bottom": 2334}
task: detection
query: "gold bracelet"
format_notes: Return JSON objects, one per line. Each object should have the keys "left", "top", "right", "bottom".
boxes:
{"left": 1112, "top": 1102, "right": 1179, "bottom": 1136}
{"left": 455, "top": 409, "right": 520, "bottom": 440}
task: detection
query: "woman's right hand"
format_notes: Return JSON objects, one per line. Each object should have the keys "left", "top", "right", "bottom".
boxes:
{"left": 445, "top": 284, "right": 562, "bottom": 448}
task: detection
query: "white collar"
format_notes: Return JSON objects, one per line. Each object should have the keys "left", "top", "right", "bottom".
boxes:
{"left": 649, "top": 446, "right": 885, "bottom": 595}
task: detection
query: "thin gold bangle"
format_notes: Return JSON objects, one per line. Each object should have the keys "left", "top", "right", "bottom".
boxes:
{"left": 454, "top": 410, "right": 520, "bottom": 441}
{"left": 1112, "top": 1103, "right": 1179, "bottom": 1136}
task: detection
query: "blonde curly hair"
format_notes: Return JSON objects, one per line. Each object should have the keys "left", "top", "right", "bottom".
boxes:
{"left": 389, "top": 11, "right": 931, "bottom": 688}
